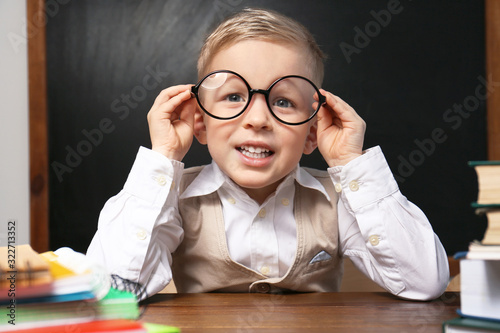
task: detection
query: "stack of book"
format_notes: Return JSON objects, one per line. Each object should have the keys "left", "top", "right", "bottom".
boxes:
{"left": 443, "top": 161, "right": 500, "bottom": 332}
{"left": 0, "top": 245, "right": 178, "bottom": 333}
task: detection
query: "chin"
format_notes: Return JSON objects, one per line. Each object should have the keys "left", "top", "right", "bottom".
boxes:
{"left": 233, "top": 176, "right": 282, "bottom": 191}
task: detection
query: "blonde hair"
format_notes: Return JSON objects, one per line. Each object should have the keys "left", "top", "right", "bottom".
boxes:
{"left": 197, "top": 8, "right": 326, "bottom": 85}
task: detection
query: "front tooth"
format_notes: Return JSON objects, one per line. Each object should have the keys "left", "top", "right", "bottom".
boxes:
{"left": 240, "top": 146, "right": 269, "bottom": 154}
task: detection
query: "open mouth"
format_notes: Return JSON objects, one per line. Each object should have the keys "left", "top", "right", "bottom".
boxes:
{"left": 237, "top": 145, "right": 274, "bottom": 159}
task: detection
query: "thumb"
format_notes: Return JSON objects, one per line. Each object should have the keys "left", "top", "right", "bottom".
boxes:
{"left": 316, "top": 105, "right": 334, "bottom": 135}
{"left": 179, "top": 97, "right": 196, "bottom": 129}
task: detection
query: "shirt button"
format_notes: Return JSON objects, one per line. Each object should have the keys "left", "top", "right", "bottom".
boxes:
{"left": 136, "top": 229, "right": 147, "bottom": 240}
{"left": 258, "top": 208, "right": 266, "bottom": 218}
{"left": 334, "top": 183, "right": 342, "bottom": 193}
{"left": 349, "top": 180, "right": 360, "bottom": 192}
{"left": 260, "top": 266, "right": 270, "bottom": 275}
{"left": 256, "top": 283, "right": 270, "bottom": 293}
{"left": 281, "top": 198, "right": 290, "bottom": 206}
{"left": 369, "top": 235, "right": 380, "bottom": 246}
{"left": 228, "top": 197, "right": 236, "bottom": 205}
{"left": 156, "top": 175, "right": 167, "bottom": 186}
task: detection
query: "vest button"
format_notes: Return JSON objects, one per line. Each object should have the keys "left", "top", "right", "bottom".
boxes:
{"left": 256, "top": 283, "right": 270, "bottom": 293}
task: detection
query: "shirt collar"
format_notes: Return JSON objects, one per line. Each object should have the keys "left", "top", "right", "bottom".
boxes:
{"left": 180, "top": 161, "right": 330, "bottom": 201}
{"left": 180, "top": 162, "right": 225, "bottom": 199}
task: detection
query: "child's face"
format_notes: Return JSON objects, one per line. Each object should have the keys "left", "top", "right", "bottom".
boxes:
{"left": 195, "top": 40, "right": 318, "bottom": 203}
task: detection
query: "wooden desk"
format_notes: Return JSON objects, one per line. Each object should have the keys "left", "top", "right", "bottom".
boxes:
{"left": 140, "top": 292, "right": 460, "bottom": 332}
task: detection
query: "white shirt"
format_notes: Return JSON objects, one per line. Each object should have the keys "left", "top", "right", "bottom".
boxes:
{"left": 87, "top": 146, "right": 449, "bottom": 300}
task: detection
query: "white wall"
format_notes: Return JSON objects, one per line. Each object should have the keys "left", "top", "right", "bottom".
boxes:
{"left": 0, "top": 1, "right": 30, "bottom": 246}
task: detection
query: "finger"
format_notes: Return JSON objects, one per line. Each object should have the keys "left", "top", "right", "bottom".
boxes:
{"left": 315, "top": 91, "right": 336, "bottom": 132}
{"left": 151, "top": 84, "right": 193, "bottom": 110}
{"left": 153, "top": 88, "right": 194, "bottom": 121}
{"left": 316, "top": 92, "right": 359, "bottom": 133}
{"left": 320, "top": 89, "right": 360, "bottom": 121}
{"left": 316, "top": 105, "right": 340, "bottom": 134}
{"left": 321, "top": 90, "right": 367, "bottom": 136}
{"left": 176, "top": 97, "right": 197, "bottom": 128}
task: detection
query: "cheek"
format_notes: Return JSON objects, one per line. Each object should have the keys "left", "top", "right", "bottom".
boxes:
{"left": 279, "top": 128, "right": 309, "bottom": 150}
{"left": 276, "top": 136, "right": 307, "bottom": 166}
{"left": 205, "top": 126, "right": 234, "bottom": 156}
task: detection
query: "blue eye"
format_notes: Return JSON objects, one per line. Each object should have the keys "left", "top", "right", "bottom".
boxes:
{"left": 273, "top": 98, "right": 293, "bottom": 108}
{"left": 226, "top": 94, "right": 244, "bottom": 103}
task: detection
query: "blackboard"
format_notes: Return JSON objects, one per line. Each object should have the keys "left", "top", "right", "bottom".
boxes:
{"left": 46, "top": 0, "right": 487, "bottom": 254}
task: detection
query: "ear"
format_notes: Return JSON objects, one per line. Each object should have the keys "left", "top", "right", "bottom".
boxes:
{"left": 193, "top": 109, "right": 207, "bottom": 145}
{"left": 303, "top": 120, "right": 318, "bottom": 155}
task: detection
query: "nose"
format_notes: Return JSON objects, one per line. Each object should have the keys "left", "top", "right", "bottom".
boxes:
{"left": 241, "top": 92, "right": 273, "bottom": 130}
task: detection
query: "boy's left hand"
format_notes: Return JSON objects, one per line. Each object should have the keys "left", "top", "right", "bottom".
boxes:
{"left": 315, "top": 90, "right": 366, "bottom": 167}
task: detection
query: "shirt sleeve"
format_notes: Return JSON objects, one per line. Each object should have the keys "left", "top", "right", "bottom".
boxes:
{"left": 329, "top": 146, "right": 450, "bottom": 300}
{"left": 86, "top": 146, "right": 184, "bottom": 300}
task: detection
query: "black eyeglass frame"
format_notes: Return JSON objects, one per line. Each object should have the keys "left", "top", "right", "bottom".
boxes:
{"left": 191, "top": 70, "right": 326, "bottom": 126}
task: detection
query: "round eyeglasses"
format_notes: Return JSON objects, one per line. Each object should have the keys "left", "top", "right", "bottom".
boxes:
{"left": 191, "top": 70, "right": 326, "bottom": 126}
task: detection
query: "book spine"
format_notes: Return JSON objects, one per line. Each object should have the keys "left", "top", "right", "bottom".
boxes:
{"left": 471, "top": 202, "right": 500, "bottom": 209}
{"left": 468, "top": 160, "right": 500, "bottom": 167}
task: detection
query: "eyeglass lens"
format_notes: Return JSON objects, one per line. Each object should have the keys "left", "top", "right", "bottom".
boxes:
{"left": 197, "top": 72, "right": 318, "bottom": 124}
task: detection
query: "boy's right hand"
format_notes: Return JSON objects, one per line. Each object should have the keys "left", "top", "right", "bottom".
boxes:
{"left": 147, "top": 85, "right": 197, "bottom": 161}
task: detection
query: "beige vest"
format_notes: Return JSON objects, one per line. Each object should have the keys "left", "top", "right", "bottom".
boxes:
{"left": 171, "top": 166, "right": 343, "bottom": 293}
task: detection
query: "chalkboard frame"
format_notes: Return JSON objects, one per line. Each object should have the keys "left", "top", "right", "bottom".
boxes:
{"left": 27, "top": 0, "right": 500, "bottom": 254}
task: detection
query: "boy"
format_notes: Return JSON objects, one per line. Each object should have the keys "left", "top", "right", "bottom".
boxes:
{"left": 87, "top": 8, "right": 449, "bottom": 300}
